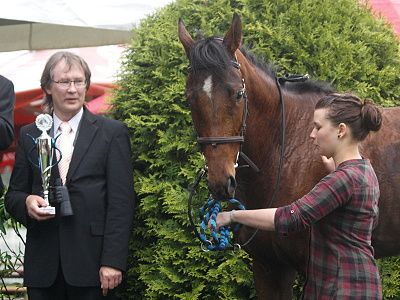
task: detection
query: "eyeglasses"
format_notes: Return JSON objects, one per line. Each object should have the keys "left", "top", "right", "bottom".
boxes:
{"left": 51, "top": 79, "right": 87, "bottom": 89}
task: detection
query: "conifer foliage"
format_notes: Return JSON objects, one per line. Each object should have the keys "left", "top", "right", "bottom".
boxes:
{"left": 111, "top": 0, "right": 400, "bottom": 298}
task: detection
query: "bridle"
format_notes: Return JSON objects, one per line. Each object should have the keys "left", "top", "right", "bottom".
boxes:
{"left": 196, "top": 57, "right": 260, "bottom": 173}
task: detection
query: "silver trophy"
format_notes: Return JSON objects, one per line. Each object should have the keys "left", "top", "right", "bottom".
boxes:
{"left": 28, "top": 114, "right": 60, "bottom": 214}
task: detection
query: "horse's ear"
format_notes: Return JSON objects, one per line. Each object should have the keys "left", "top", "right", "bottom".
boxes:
{"left": 223, "top": 13, "right": 242, "bottom": 56}
{"left": 178, "top": 18, "right": 194, "bottom": 59}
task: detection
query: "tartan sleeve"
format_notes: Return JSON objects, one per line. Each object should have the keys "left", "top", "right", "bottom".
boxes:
{"left": 275, "top": 169, "right": 353, "bottom": 235}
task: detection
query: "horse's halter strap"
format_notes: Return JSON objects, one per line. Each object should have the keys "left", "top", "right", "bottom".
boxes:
{"left": 195, "top": 55, "right": 260, "bottom": 173}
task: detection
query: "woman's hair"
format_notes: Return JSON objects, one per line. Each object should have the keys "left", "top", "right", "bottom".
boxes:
{"left": 40, "top": 51, "right": 91, "bottom": 113}
{"left": 315, "top": 93, "right": 382, "bottom": 141}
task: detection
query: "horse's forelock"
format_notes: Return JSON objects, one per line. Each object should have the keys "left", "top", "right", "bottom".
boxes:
{"left": 189, "top": 37, "right": 231, "bottom": 77}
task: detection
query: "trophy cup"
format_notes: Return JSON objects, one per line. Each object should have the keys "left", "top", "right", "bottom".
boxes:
{"left": 28, "top": 114, "right": 59, "bottom": 215}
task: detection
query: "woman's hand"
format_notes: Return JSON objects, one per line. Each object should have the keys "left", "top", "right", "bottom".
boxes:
{"left": 209, "top": 211, "right": 233, "bottom": 230}
{"left": 210, "top": 209, "right": 277, "bottom": 231}
{"left": 321, "top": 156, "right": 335, "bottom": 173}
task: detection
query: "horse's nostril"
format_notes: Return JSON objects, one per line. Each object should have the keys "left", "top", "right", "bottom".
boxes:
{"left": 208, "top": 176, "right": 237, "bottom": 200}
{"left": 227, "top": 176, "right": 237, "bottom": 197}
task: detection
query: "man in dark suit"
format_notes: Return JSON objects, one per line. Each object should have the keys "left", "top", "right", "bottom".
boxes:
{"left": 5, "top": 52, "right": 135, "bottom": 300}
{"left": 0, "top": 75, "right": 15, "bottom": 196}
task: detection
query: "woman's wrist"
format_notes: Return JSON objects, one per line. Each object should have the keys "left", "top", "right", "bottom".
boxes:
{"left": 229, "top": 210, "right": 235, "bottom": 224}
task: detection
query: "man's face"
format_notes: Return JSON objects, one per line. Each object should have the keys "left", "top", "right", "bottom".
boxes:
{"left": 45, "top": 59, "right": 87, "bottom": 120}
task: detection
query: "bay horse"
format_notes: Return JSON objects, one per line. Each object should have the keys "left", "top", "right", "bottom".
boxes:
{"left": 179, "top": 13, "right": 400, "bottom": 299}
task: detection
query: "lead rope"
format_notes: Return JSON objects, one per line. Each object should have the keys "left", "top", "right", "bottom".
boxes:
{"left": 188, "top": 168, "right": 247, "bottom": 251}
{"left": 199, "top": 198, "right": 245, "bottom": 251}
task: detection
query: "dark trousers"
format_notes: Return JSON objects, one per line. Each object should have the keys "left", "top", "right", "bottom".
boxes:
{"left": 27, "top": 266, "right": 117, "bottom": 300}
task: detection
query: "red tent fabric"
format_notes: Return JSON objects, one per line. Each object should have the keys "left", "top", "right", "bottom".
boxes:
{"left": 368, "top": 0, "right": 400, "bottom": 36}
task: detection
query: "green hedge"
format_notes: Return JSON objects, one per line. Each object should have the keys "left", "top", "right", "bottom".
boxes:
{"left": 111, "top": 0, "right": 400, "bottom": 298}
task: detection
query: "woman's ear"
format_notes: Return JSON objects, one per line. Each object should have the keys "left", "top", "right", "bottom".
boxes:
{"left": 337, "top": 123, "right": 347, "bottom": 138}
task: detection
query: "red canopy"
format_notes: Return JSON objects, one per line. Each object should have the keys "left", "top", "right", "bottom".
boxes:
{"left": 368, "top": 0, "right": 400, "bottom": 36}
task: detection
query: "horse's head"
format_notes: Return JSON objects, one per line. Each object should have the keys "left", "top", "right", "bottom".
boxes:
{"left": 179, "top": 14, "right": 247, "bottom": 200}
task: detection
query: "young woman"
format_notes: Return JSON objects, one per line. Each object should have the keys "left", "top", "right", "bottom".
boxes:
{"left": 215, "top": 93, "right": 383, "bottom": 299}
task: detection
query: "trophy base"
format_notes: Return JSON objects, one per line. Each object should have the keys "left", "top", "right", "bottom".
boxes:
{"left": 39, "top": 206, "right": 56, "bottom": 215}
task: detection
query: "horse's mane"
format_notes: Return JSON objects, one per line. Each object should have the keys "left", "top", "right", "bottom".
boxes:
{"left": 189, "top": 36, "right": 334, "bottom": 94}
{"left": 239, "top": 47, "right": 277, "bottom": 79}
{"left": 240, "top": 47, "right": 334, "bottom": 94}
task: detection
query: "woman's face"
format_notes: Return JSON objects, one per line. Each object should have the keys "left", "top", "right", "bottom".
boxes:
{"left": 310, "top": 108, "right": 339, "bottom": 158}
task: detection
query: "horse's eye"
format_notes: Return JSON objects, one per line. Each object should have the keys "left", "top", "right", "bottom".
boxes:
{"left": 236, "top": 90, "right": 244, "bottom": 101}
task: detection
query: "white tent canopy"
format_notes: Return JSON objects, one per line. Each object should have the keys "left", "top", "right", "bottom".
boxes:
{"left": 0, "top": 20, "right": 132, "bottom": 52}
{"left": 0, "top": 0, "right": 173, "bottom": 52}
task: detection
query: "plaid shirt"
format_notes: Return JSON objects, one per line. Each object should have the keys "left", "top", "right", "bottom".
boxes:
{"left": 275, "top": 159, "right": 382, "bottom": 299}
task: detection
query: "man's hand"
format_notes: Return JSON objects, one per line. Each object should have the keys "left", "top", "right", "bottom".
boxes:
{"left": 26, "top": 195, "right": 55, "bottom": 221}
{"left": 99, "top": 266, "right": 122, "bottom": 296}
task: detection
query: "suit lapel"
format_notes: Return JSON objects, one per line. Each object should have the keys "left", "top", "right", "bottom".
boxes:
{"left": 66, "top": 108, "right": 98, "bottom": 183}
{"left": 51, "top": 153, "right": 61, "bottom": 180}
{"left": 51, "top": 128, "right": 61, "bottom": 180}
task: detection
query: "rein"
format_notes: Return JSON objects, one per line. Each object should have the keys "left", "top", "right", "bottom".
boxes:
{"left": 188, "top": 52, "right": 310, "bottom": 250}
{"left": 269, "top": 73, "right": 310, "bottom": 209}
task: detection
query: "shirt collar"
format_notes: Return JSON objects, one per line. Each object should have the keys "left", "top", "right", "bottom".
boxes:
{"left": 53, "top": 108, "right": 84, "bottom": 133}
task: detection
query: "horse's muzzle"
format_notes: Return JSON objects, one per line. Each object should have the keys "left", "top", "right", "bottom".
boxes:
{"left": 208, "top": 175, "right": 237, "bottom": 201}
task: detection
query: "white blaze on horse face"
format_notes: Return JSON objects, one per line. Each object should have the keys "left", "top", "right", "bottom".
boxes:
{"left": 202, "top": 75, "right": 213, "bottom": 99}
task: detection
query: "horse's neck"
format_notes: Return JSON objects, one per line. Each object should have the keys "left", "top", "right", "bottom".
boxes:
{"left": 239, "top": 61, "right": 325, "bottom": 204}
{"left": 241, "top": 63, "right": 284, "bottom": 143}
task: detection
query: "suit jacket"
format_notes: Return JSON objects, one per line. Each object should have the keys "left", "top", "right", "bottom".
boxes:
{"left": 0, "top": 75, "right": 15, "bottom": 195}
{"left": 5, "top": 108, "right": 135, "bottom": 288}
